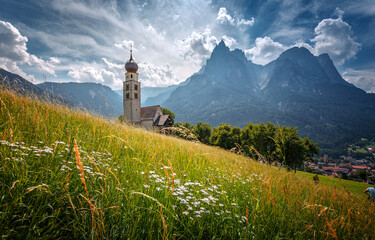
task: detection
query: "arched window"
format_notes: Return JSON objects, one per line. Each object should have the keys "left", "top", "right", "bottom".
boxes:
{"left": 131, "top": 74, "right": 133, "bottom": 78}
{"left": 134, "top": 84, "right": 138, "bottom": 90}
{"left": 134, "top": 93, "right": 138, "bottom": 99}
{"left": 126, "top": 93, "right": 129, "bottom": 99}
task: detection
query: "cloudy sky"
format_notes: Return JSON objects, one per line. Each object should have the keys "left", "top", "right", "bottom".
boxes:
{"left": 0, "top": 0, "right": 374, "bottom": 92}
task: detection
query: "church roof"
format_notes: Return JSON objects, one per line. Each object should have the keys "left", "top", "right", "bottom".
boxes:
{"left": 141, "top": 105, "right": 161, "bottom": 119}
{"left": 154, "top": 115, "right": 171, "bottom": 126}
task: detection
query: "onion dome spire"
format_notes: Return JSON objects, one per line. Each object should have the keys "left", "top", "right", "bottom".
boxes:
{"left": 125, "top": 44, "right": 138, "bottom": 73}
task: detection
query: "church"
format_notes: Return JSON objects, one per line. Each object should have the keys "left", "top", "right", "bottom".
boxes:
{"left": 123, "top": 49, "right": 173, "bottom": 130}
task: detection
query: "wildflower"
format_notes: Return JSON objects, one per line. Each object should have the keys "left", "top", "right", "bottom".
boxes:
{"left": 193, "top": 201, "right": 200, "bottom": 207}
{"left": 183, "top": 211, "right": 189, "bottom": 215}
{"left": 156, "top": 177, "right": 164, "bottom": 183}
{"left": 140, "top": 172, "right": 145, "bottom": 175}
{"left": 143, "top": 185, "right": 150, "bottom": 188}
{"left": 201, "top": 198, "right": 210, "bottom": 204}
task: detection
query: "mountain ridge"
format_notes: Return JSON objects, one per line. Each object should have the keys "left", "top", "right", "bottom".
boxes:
{"left": 162, "top": 43, "right": 375, "bottom": 152}
{"left": 37, "top": 82, "right": 123, "bottom": 117}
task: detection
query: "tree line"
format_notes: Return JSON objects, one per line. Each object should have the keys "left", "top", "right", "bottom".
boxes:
{"left": 171, "top": 121, "right": 319, "bottom": 172}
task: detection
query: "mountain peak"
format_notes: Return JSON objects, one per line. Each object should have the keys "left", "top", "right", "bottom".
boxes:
{"left": 318, "top": 53, "right": 330, "bottom": 59}
{"left": 278, "top": 47, "right": 313, "bottom": 60}
{"left": 208, "top": 39, "right": 231, "bottom": 62}
{"left": 212, "top": 40, "right": 229, "bottom": 53}
{"left": 317, "top": 53, "right": 351, "bottom": 86}
{"left": 218, "top": 39, "right": 226, "bottom": 47}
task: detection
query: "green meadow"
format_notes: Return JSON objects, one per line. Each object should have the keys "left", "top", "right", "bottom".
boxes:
{"left": 0, "top": 89, "right": 374, "bottom": 239}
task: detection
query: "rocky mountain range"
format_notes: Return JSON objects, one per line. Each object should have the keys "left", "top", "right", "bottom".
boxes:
{"left": 162, "top": 41, "right": 375, "bottom": 151}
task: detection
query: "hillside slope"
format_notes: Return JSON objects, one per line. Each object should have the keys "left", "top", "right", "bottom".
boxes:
{"left": 0, "top": 89, "right": 373, "bottom": 239}
{"left": 0, "top": 68, "right": 69, "bottom": 105}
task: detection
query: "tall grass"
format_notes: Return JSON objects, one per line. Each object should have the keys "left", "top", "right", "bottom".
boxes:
{"left": 0, "top": 88, "right": 374, "bottom": 239}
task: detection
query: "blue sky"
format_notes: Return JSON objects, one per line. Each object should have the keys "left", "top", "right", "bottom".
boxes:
{"left": 0, "top": 0, "right": 374, "bottom": 92}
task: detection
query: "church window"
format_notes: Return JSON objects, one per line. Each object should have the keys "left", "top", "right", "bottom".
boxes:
{"left": 126, "top": 93, "right": 129, "bottom": 99}
{"left": 134, "top": 84, "right": 138, "bottom": 90}
{"left": 131, "top": 74, "right": 133, "bottom": 78}
{"left": 126, "top": 84, "right": 129, "bottom": 90}
{"left": 134, "top": 93, "right": 138, "bottom": 99}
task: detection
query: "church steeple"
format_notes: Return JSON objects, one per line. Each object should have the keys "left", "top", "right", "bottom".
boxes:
{"left": 130, "top": 44, "right": 133, "bottom": 60}
{"left": 125, "top": 44, "right": 138, "bottom": 73}
{"left": 123, "top": 47, "right": 141, "bottom": 123}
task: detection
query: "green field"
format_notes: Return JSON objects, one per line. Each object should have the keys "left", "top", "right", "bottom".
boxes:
{"left": 297, "top": 171, "right": 372, "bottom": 196}
{"left": 0, "top": 89, "right": 374, "bottom": 239}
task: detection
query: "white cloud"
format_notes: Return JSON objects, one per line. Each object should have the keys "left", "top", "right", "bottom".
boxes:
{"left": 176, "top": 27, "right": 218, "bottom": 65}
{"left": 237, "top": 18, "right": 255, "bottom": 27}
{"left": 114, "top": 40, "right": 134, "bottom": 50}
{"left": 0, "top": 21, "right": 29, "bottom": 61}
{"left": 217, "top": 7, "right": 235, "bottom": 25}
{"left": 293, "top": 40, "right": 315, "bottom": 54}
{"left": 216, "top": 7, "right": 255, "bottom": 27}
{"left": 0, "top": 58, "right": 30, "bottom": 80}
{"left": 311, "top": 15, "right": 360, "bottom": 65}
{"left": 67, "top": 66, "right": 120, "bottom": 86}
{"left": 244, "top": 37, "right": 287, "bottom": 65}
{"left": 102, "top": 57, "right": 123, "bottom": 69}
{"left": 0, "top": 20, "right": 56, "bottom": 77}
{"left": 138, "top": 62, "right": 177, "bottom": 87}
{"left": 342, "top": 68, "right": 375, "bottom": 93}
{"left": 49, "top": 57, "right": 61, "bottom": 65}
{"left": 222, "top": 35, "right": 237, "bottom": 48}
{"left": 4, "top": 1, "right": 246, "bottom": 87}
{"left": 334, "top": 7, "right": 345, "bottom": 18}
{"left": 66, "top": 58, "right": 177, "bottom": 89}
{"left": 146, "top": 24, "right": 166, "bottom": 40}
{"left": 245, "top": 12, "right": 361, "bottom": 66}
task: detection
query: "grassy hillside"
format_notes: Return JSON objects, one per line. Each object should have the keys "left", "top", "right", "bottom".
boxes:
{"left": 0, "top": 89, "right": 374, "bottom": 239}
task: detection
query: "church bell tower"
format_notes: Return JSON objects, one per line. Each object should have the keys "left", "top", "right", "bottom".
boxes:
{"left": 123, "top": 47, "right": 141, "bottom": 123}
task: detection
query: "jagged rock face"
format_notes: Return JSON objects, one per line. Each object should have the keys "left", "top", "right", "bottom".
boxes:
{"left": 162, "top": 42, "right": 375, "bottom": 150}
{"left": 261, "top": 47, "right": 351, "bottom": 95}
{"left": 203, "top": 40, "right": 256, "bottom": 94}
